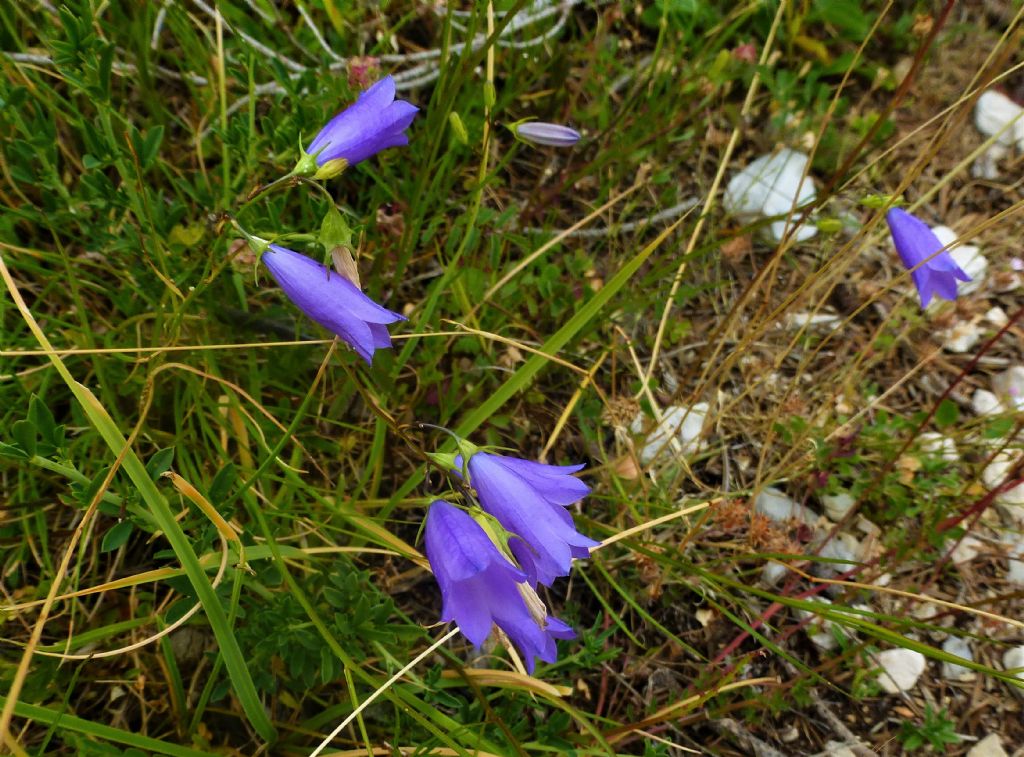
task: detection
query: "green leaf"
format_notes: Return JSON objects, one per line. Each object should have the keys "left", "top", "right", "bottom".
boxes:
{"left": 934, "top": 399, "right": 958, "bottom": 429}
{"left": 985, "top": 416, "right": 1014, "bottom": 439}
{"left": 320, "top": 206, "right": 353, "bottom": 249}
{"left": 813, "top": 0, "right": 870, "bottom": 38}
{"left": 101, "top": 520, "right": 133, "bottom": 552}
{"left": 0, "top": 441, "right": 28, "bottom": 459}
{"left": 140, "top": 125, "right": 164, "bottom": 170}
{"left": 209, "top": 462, "right": 237, "bottom": 503}
{"left": 28, "top": 394, "right": 56, "bottom": 441}
{"left": 145, "top": 447, "right": 175, "bottom": 479}
{"left": 0, "top": 695, "right": 210, "bottom": 756}
{"left": 12, "top": 419, "right": 36, "bottom": 458}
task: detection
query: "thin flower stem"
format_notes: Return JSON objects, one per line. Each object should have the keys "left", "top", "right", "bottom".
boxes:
{"left": 235, "top": 173, "right": 300, "bottom": 215}
{"left": 308, "top": 627, "right": 461, "bottom": 757}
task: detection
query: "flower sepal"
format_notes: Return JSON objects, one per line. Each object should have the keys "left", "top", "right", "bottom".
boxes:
{"left": 231, "top": 221, "right": 270, "bottom": 256}
{"left": 426, "top": 451, "right": 459, "bottom": 471}
{"left": 454, "top": 437, "right": 481, "bottom": 469}
{"left": 290, "top": 149, "right": 320, "bottom": 178}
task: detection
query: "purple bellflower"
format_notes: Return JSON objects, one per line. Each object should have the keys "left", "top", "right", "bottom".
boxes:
{"left": 452, "top": 451, "right": 599, "bottom": 587}
{"left": 261, "top": 244, "right": 404, "bottom": 364}
{"left": 885, "top": 207, "right": 972, "bottom": 308}
{"left": 513, "top": 121, "right": 581, "bottom": 147}
{"left": 295, "top": 75, "right": 418, "bottom": 179}
{"left": 424, "top": 500, "right": 575, "bottom": 673}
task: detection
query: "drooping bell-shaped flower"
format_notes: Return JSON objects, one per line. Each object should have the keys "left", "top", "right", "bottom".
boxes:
{"left": 424, "top": 500, "right": 575, "bottom": 673}
{"left": 295, "top": 75, "right": 419, "bottom": 179}
{"left": 885, "top": 207, "right": 972, "bottom": 308}
{"left": 453, "top": 452, "right": 599, "bottom": 587}
{"left": 512, "top": 120, "right": 581, "bottom": 147}
{"left": 261, "top": 244, "right": 404, "bottom": 364}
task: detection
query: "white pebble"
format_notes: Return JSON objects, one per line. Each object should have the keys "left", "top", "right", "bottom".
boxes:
{"left": 972, "top": 389, "right": 1004, "bottom": 417}
{"left": 631, "top": 403, "right": 709, "bottom": 464}
{"left": 782, "top": 312, "right": 841, "bottom": 329}
{"left": 1002, "top": 645, "right": 1024, "bottom": 680}
{"left": 941, "top": 636, "right": 976, "bottom": 682}
{"left": 967, "top": 734, "right": 1009, "bottom": 757}
{"left": 918, "top": 432, "right": 959, "bottom": 462}
{"left": 972, "top": 143, "right": 1008, "bottom": 180}
{"left": 985, "top": 306, "right": 1009, "bottom": 328}
{"left": 761, "top": 561, "right": 789, "bottom": 587}
{"left": 876, "top": 648, "right": 926, "bottom": 693}
{"left": 821, "top": 491, "right": 856, "bottom": 521}
{"left": 930, "top": 225, "right": 987, "bottom": 296}
{"left": 1008, "top": 557, "right": 1024, "bottom": 585}
{"left": 755, "top": 487, "right": 818, "bottom": 523}
{"left": 724, "top": 149, "right": 817, "bottom": 242}
{"left": 974, "top": 90, "right": 1024, "bottom": 148}
{"left": 797, "top": 598, "right": 847, "bottom": 652}
{"left": 983, "top": 452, "right": 1024, "bottom": 509}
{"left": 992, "top": 366, "right": 1024, "bottom": 411}
{"left": 942, "top": 320, "right": 983, "bottom": 353}
{"left": 949, "top": 535, "right": 984, "bottom": 565}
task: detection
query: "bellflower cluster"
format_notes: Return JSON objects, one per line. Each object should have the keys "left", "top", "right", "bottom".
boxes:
{"left": 452, "top": 451, "right": 600, "bottom": 587}
{"left": 248, "top": 75, "right": 416, "bottom": 364}
{"left": 233, "top": 73, "right": 595, "bottom": 675}
{"left": 885, "top": 207, "right": 972, "bottom": 308}
{"left": 424, "top": 500, "right": 576, "bottom": 673}
{"left": 423, "top": 441, "right": 597, "bottom": 671}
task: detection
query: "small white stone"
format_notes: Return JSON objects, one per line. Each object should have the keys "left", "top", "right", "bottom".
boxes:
{"left": 821, "top": 491, "right": 856, "bottom": 521}
{"left": 967, "top": 734, "right": 1009, "bottom": 757}
{"left": 631, "top": 403, "right": 709, "bottom": 464}
{"left": 951, "top": 247, "right": 988, "bottom": 295}
{"left": 1002, "top": 645, "right": 1024, "bottom": 679}
{"left": 983, "top": 452, "right": 1024, "bottom": 508}
{"left": 724, "top": 149, "right": 817, "bottom": 242}
{"left": 798, "top": 597, "right": 846, "bottom": 651}
{"left": 985, "top": 306, "right": 1009, "bottom": 328}
{"left": 974, "top": 90, "right": 1024, "bottom": 148}
{"left": 912, "top": 602, "right": 938, "bottom": 621}
{"left": 931, "top": 225, "right": 987, "bottom": 295}
{"left": 824, "top": 743, "right": 859, "bottom": 757}
{"left": 972, "top": 143, "right": 1009, "bottom": 180}
{"left": 941, "top": 637, "right": 976, "bottom": 682}
{"left": 755, "top": 487, "right": 818, "bottom": 523}
{"left": 949, "top": 535, "right": 984, "bottom": 565}
{"left": 942, "top": 320, "right": 983, "bottom": 353}
{"left": 876, "top": 648, "right": 926, "bottom": 693}
{"left": 930, "top": 225, "right": 959, "bottom": 249}
{"left": 972, "top": 389, "right": 1004, "bottom": 417}
{"left": 1005, "top": 536, "right": 1024, "bottom": 584}
{"left": 1008, "top": 558, "right": 1024, "bottom": 584}
{"left": 761, "top": 561, "right": 789, "bottom": 586}
{"left": 817, "top": 533, "right": 860, "bottom": 569}
{"left": 782, "top": 312, "right": 841, "bottom": 329}
{"left": 992, "top": 366, "right": 1024, "bottom": 411}
{"left": 918, "top": 432, "right": 959, "bottom": 462}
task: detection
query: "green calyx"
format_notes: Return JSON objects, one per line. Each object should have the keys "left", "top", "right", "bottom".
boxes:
{"left": 426, "top": 451, "right": 458, "bottom": 471}
{"left": 291, "top": 150, "right": 319, "bottom": 178}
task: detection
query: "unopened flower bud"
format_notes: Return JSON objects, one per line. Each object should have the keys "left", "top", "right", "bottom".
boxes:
{"left": 512, "top": 120, "right": 581, "bottom": 148}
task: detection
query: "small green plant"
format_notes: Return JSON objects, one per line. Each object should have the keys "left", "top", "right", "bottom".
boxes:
{"left": 898, "top": 705, "right": 961, "bottom": 752}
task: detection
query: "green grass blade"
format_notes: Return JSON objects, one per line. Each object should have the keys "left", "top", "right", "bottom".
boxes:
{"left": 0, "top": 696, "right": 213, "bottom": 757}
